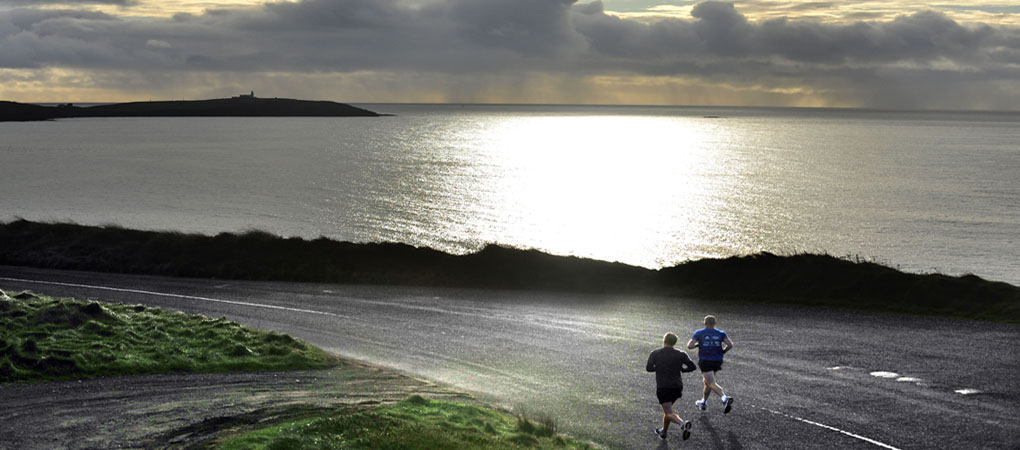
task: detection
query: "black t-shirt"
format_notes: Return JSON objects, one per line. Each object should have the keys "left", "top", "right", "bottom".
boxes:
{"left": 646, "top": 346, "right": 697, "bottom": 389}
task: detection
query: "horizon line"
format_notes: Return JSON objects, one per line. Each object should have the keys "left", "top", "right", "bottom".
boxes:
{"left": 10, "top": 98, "right": 1020, "bottom": 115}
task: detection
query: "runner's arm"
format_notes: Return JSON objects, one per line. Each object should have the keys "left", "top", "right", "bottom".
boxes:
{"left": 681, "top": 353, "right": 697, "bottom": 373}
{"left": 721, "top": 337, "right": 734, "bottom": 353}
{"left": 646, "top": 352, "right": 656, "bottom": 372}
{"left": 686, "top": 339, "right": 698, "bottom": 349}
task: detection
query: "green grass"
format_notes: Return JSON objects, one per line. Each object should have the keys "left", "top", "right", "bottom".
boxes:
{"left": 0, "top": 290, "right": 337, "bottom": 383}
{"left": 0, "top": 292, "right": 596, "bottom": 447}
{"left": 218, "top": 395, "right": 592, "bottom": 450}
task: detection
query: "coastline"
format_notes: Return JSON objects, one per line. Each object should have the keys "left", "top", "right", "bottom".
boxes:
{"left": 0, "top": 97, "right": 380, "bottom": 121}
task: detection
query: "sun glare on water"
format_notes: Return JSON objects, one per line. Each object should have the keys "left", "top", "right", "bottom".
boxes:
{"left": 459, "top": 115, "right": 728, "bottom": 267}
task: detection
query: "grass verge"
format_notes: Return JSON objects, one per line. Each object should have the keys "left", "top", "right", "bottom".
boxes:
{"left": 660, "top": 252, "right": 1020, "bottom": 322}
{"left": 1, "top": 219, "right": 1017, "bottom": 323}
{"left": 217, "top": 395, "right": 593, "bottom": 450}
{"left": 0, "top": 290, "right": 337, "bottom": 383}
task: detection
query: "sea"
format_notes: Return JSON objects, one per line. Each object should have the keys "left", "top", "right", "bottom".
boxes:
{"left": 1, "top": 104, "right": 1018, "bottom": 285}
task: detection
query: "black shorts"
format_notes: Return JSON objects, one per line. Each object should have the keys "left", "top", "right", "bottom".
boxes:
{"left": 698, "top": 359, "right": 723, "bottom": 372}
{"left": 656, "top": 387, "right": 684, "bottom": 405}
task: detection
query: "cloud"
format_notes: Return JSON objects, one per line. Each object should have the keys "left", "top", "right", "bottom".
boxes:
{"left": 2, "top": 0, "right": 1020, "bottom": 109}
{"left": 0, "top": 0, "right": 135, "bottom": 5}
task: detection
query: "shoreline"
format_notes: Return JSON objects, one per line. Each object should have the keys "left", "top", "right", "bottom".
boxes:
{"left": 1, "top": 219, "right": 1017, "bottom": 323}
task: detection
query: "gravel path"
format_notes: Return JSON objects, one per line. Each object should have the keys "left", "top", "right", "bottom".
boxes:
{"left": 0, "top": 360, "right": 469, "bottom": 449}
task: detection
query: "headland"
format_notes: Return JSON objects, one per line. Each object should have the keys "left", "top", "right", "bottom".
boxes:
{"left": 0, "top": 95, "right": 380, "bottom": 121}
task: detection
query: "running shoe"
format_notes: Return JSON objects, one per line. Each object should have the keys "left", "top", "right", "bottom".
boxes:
{"left": 723, "top": 396, "right": 734, "bottom": 414}
{"left": 682, "top": 421, "right": 693, "bottom": 440}
{"left": 695, "top": 399, "right": 706, "bottom": 411}
{"left": 655, "top": 427, "right": 667, "bottom": 440}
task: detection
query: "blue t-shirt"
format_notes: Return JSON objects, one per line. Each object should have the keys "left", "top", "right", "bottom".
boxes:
{"left": 692, "top": 327, "right": 728, "bottom": 361}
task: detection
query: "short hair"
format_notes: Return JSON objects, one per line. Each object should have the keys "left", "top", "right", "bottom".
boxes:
{"left": 704, "top": 315, "right": 717, "bottom": 326}
{"left": 663, "top": 332, "right": 678, "bottom": 346}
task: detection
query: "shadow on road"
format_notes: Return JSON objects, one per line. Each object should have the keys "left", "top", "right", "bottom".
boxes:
{"left": 698, "top": 415, "right": 744, "bottom": 450}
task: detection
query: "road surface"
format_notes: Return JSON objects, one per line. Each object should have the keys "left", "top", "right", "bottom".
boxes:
{"left": 2, "top": 265, "right": 1018, "bottom": 449}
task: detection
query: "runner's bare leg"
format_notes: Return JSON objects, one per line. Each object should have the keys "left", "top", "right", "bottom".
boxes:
{"left": 702, "top": 371, "right": 726, "bottom": 400}
{"left": 660, "top": 402, "right": 685, "bottom": 432}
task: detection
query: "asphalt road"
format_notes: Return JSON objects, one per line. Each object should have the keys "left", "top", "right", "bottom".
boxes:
{"left": 2, "top": 265, "right": 1018, "bottom": 449}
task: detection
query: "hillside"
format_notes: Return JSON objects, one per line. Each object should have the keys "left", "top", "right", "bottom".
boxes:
{"left": 0, "top": 101, "right": 74, "bottom": 121}
{"left": 0, "top": 97, "right": 379, "bottom": 121}
{"left": 2, "top": 220, "right": 1017, "bottom": 322}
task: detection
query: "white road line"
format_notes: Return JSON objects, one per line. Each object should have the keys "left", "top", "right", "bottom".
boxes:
{"left": 3, "top": 276, "right": 548, "bottom": 394}
{"left": 0, "top": 276, "right": 353, "bottom": 319}
{"left": 754, "top": 404, "right": 903, "bottom": 450}
{"left": 3, "top": 274, "right": 904, "bottom": 449}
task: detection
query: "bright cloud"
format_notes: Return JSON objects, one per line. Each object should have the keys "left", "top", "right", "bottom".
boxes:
{"left": 609, "top": 1, "right": 1020, "bottom": 26}
{"left": 2, "top": 0, "right": 1020, "bottom": 109}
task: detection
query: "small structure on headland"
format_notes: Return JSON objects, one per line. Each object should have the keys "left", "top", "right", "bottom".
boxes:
{"left": 1, "top": 94, "right": 381, "bottom": 120}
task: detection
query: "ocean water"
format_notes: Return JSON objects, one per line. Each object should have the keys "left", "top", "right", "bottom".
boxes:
{"left": 1, "top": 104, "right": 1018, "bottom": 285}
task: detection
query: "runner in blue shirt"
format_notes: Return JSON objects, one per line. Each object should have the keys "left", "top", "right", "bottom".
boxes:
{"left": 687, "top": 315, "right": 735, "bottom": 413}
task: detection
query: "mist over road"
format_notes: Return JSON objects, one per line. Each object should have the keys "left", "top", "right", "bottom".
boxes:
{"left": 2, "top": 265, "right": 1017, "bottom": 449}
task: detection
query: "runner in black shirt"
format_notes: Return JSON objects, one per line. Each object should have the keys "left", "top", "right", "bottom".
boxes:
{"left": 646, "top": 332, "right": 697, "bottom": 440}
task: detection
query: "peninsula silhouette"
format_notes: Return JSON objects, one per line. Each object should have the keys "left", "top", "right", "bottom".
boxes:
{"left": 0, "top": 94, "right": 380, "bottom": 121}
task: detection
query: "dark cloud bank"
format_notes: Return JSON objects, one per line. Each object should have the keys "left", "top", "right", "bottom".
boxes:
{"left": 3, "top": 0, "right": 1020, "bottom": 109}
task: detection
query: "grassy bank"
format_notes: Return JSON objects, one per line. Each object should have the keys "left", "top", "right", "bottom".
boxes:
{"left": 661, "top": 252, "right": 1020, "bottom": 322}
{"left": 0, "top": 290, "right": 337, "bottom": 383}
{"left": 0, "top": 289, "right": 597, "bottom": 448}
{"left": 1, "top": 220, "right": 1018, "bottom": 323}
{"left": 0, "top": 219, "right": 650, "bottom": 291}
{"left": 217, "top": 395, "right": 592, "bottom": 450}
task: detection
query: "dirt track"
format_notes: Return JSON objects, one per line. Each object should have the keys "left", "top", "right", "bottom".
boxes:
{"left": 0, "top": 360, "right": 470, "bottom": 449}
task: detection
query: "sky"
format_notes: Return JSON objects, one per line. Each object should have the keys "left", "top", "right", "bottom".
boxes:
{"left": 2, "top": 0, "right": 1020, "bottom": 109}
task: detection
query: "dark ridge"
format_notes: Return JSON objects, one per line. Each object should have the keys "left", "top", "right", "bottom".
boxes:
{"left": 0, "top": 220, "right": 648, "bottom": 292}
{"left": 657, "top": 253, "right": 1020, "bottom": 321}
{"left": 0, "top": 97, "right": 379, "bottom": 121}
{"left": 78, "top": 97, "right": 379, "bottom": 117}
{"left": 1, "top": 220, "right": 1017, "bottom": 322}
{"left": 0, "top": 101, "right": 74, "bottom": 122}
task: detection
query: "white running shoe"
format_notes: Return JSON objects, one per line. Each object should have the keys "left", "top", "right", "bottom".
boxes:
{"left": 723, "top": 396, "right": 734, "bottom": 414}
{"left": 682, "top": 420, "right": 693, "bottom": 440}
{"left": 655, "top": 427, "right": 667, "bottom": 440}
{"left": 695, "top": 399, "right": 706, "bottom": 411}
